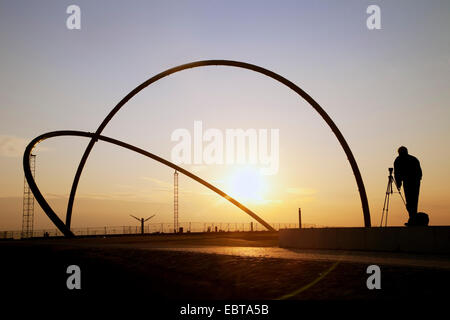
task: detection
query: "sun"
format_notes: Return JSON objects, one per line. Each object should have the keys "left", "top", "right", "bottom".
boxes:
{"left": 227, "top": 166, "right": 268, "bottom": 203}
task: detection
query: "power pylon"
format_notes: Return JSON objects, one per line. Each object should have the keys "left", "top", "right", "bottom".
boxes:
{"left": 22, "top": 154, "right": 36, "bottom": 238}
{"left": 174, "top": 170, "right": 179, "bottom": 233}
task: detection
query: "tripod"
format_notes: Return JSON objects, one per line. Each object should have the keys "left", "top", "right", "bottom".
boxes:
{"left": 380, "top": 167, "right": 406, "bottom": 227}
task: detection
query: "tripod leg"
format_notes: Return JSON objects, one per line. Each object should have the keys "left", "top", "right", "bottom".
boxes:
{"left": 380, "top": 193, "right": 387, "bottom": 227}
{"left": 385, "top": 192, "right": 390, "bottom": 227}
{"left": 385, "top": 176, "right": 394, "bottom": 227}
{"left": 380, "top": 179, "right": 391, "bottom": 227}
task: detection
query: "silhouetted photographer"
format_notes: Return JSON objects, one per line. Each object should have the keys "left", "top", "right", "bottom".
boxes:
{"left": 393, "top": 146, "right": 428, "bottom": 226}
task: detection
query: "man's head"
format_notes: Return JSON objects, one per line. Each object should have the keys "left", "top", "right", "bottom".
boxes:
{"left": 398, "top": 146, "right": 408, "bottom": 156}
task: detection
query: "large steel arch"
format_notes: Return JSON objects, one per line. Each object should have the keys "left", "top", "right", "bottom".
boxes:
{"left": 24, "top": 130, "right": 277, "bottom": 237}
{"left": 53, "top": 59, "right": 369, "bottom": 234}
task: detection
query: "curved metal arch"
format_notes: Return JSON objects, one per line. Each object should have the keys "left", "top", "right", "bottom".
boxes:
{"left": 24, "top": 130, "right": 277, "bottom": 237}
{"left": 66, "top": 60, "right": 371, "bottom": 229}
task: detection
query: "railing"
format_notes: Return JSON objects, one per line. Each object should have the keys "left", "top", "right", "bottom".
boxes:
{"left": 0, "top": 222, "right": 321, "bottom": 239}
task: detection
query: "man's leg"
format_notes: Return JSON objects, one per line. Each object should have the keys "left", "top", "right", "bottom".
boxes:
{"left": 404, "top": 181, "right": 420, "bottom": 220}
{"left": 410, "top": 180, "right": 420, "bottom": 215}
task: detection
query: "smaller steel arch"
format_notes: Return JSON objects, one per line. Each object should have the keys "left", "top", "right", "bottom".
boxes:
{"left": 23, "top": 130, "right": 276, "bottom": 237}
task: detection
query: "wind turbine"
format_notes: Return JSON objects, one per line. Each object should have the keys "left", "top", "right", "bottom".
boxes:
{"left": 130, "top": 214, "right": 156, "bottom": 234}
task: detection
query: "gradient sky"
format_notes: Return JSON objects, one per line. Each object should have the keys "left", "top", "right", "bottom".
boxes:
{"left": 1, "top": 0, "right": 449, "bottom": 230}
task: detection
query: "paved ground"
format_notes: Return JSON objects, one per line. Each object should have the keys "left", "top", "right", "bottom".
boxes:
{"left": 28, "top": 231, "right": 449, "bottom": 269}
{"left": 1, "top": 232, "right": 449, "bottom": 302}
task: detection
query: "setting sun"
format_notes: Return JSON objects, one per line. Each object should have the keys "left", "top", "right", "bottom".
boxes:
{"left": 227, "top": 166, "right": 268, "bottom": 204}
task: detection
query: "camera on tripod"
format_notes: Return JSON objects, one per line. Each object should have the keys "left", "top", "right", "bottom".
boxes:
{"left": 380, "top": 167, "right": 405, "bottom": 227}
{"left": 388, "top": 167, "right": 397, "bottom": 189}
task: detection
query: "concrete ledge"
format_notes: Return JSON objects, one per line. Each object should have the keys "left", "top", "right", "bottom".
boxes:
{"left": 279, "top": 226, "right": 450, "bottom": 253}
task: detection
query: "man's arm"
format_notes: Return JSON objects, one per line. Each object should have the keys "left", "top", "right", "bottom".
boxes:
{"left": 417, "top": 159, "right": 422, "bottom": 180}
{"left": 394, "top": 158, "right": 402, "bottom": 189}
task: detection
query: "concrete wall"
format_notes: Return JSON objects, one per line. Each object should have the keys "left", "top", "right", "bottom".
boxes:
{"left": 279, "top": 227, "right": 450, "bottom": 253}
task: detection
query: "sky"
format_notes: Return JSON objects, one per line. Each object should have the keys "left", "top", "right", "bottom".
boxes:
{"left": 0, "top": 0, "right": 449, "bottom": 231}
